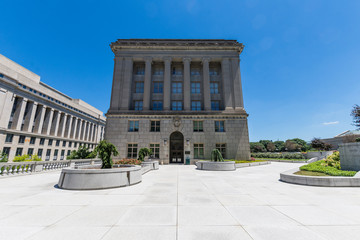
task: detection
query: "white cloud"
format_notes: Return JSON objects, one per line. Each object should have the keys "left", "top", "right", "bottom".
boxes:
{"left": 322, "top": 121, "right": 339, "bottom": 125}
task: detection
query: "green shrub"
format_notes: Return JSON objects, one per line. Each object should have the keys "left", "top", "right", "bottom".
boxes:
{"left": 211, "top": 149, "right": 224, "bottom": 162}
{"left": 300, "top": 160, "right": 356, "bottom": 177}
{"left": 13, "top": 154, "right": 31, "bottom": 162}
{"left": 356, "top": 138, "right": 360, "bottom": 142}
{"left": 0, "top": 152, "right": 8, "bottom": 162}
{"left": 31, "top": 154, "right": 42, "bottom": 161}
{"left": 138, "top": 148, "right": 152, "bottom": 161}
{"left": 94, "top": 140, "right": 119, "bottom": 169}
{"left": 251, "top": 152, "right": 304, "bottom": 159}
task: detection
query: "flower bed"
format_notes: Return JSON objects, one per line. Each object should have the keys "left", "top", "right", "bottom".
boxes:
{"left": 114, "top": 158, "right": 142, "bottom": 165}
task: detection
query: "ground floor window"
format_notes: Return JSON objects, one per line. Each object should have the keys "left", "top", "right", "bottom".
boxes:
{"left": 53, "top": 149, "right": 58, "bottom": 160}
{"left": 194, "top": 143, "right": 204, "bottom": 159}
{"left": 216, "top": 143, "right": 226, "bottom": 159}
{"left": 38, "top": 149, "right": 43, "bottom": 158}
{"left": 15, "top": 148, "right": 23, "bottom": 156}
{"left": 127, "top": 143, "right": 138, "bottom": 158}
{"left": 61, "top": 150, "right": 65, "bottom": 160}
{"left": 193, "top": 121, "right": 203, "bottom": 132}
{"left": 149, "top": 143, "right": 160, "bottom": 158}
{"left": 67, "top": 150, "right": 71, "bottom": 156}
{"left": 46, "top": 149, "right": 51, "bottom": 161}
{"left": 2, "top": 147, "right": 10, "bottom": 156}
{"left": 27, "top": 148, "right": 34, "bottom": 155}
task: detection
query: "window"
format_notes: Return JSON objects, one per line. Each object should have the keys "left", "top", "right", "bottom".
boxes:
{"left": 15, "top": 148, "right": 23, "bottom": 156}
{"left": 74, "top": 142, "right": 77, "bottom": 148}
{"left": 53, "top": 150, "right": 58, "bottom": 160}
{"left": 30, "top": 137, "right": 36, "bottom": 144}
{"left": 211, "top": 101, "right": 220, "bottom": 111}
{"left": 60, "top": 150, "right": 65, "bottom": 160}
{"left": 193, "top": 121, "right": 203, "bottom": 132}
{"left": 62, "top": 141, "right": 66, "bottom": 147}
{"left": 38, "top": 149, "right": 43, "bottom": 157}
{"left": 135, "top": 82, "right": 144, "bottom": 93}
{"left": 191, "top": 83, "right": 201, "bottom": 94}
{"left": 216, "top": 143, "right": 226, "bottom": 159}
{"left": 46, "top": 149, "right": 51, "bottom": 160}
{"left": 172, "top": 82, "right": 182, "bottom": 93}
{"left": 5, "top": 134, "right": 13, "bottom": 143}
{"left": 128, "top": 121, "right": 139, "bottom": 132}
{"left": 134, "top": 101, "right": 143, "bottom": 110}
{"left": 18, "top": 135, "right": 25, "bottom": 144}
{"left": 150, "top": 120, "right": 160, "bottom": 132}
{"left": 209, "top": 68, "right": 219, "bottom": 75}
{"left": 153, "top": 82, "right": 163, "bottom": 93}
{"left": 56, "top": 140, "right": 60, "bottom": 146}
{"left": 27, "top": 148, "right": 34, "bottom": 155}
{"left": 48, "top": 139, "right": 53, "bottom": 146}
{"left": 2, "top": 147, "right": 10, "bottom": 157}
{"left": 152, "top": 101, "right": 163, "bottom": 110}
{"left": 191, "top": 68, "right": 200, "bottom": 75}
{"left": 194, "top": 143, "right": 204, "bottom": 159}
{"left": 172, "top": 101, "right": 182, "bottom": 111}
{"left": 172, "top": 67, "right": 182, "bottom": 75}
{"left": 69, "top": 141, "right": 72, "bottom": 147}
{"left": 135, "top": 66, "right": 145, "bottom": 75}
{"left": 210, "top": 83, "right": 219, "bottom": 94}
{"left": 191, "top": 101, "right": 201, "bottom": 111}
{"left": 215, "top": 121, "right": 225, "bottom": 132}
{"left": 153, "top": 67, "right": 163, "bottom": 75}
{"left": 40, "top": 138, "right": 45, "bottom": 145}
{"left": 127, "top": 143, "right": 138, "bottom": 158}
{"left": 149, "top": 143, "right": 160, "bottom": 158}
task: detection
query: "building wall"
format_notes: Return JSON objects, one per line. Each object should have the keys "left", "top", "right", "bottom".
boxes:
{"left": 0, "top": 54, "right": 106, "bottom": 161}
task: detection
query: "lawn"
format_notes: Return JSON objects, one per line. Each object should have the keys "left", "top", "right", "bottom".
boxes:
{"left": 300, "top": 160, "right": 357, "bottom": 177}
{"left": 294, "top": 170, "right": 330, "bottom": 176}
{"left": 255, "top": 158, "right": 308, "bottom": 161}
{"left": 224, "top": 159, "right": 267, "bottom": 163}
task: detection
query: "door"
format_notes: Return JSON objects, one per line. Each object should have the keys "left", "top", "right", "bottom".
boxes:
{"left": 169, "top": 131, "right": 184, "bottom": 163}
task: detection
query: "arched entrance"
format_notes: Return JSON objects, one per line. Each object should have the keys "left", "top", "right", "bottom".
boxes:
{"left": 169, "top": 131, "right": 184, "bottom": 163}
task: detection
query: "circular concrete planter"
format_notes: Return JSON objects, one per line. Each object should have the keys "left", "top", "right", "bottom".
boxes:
{"left": 196, "top": 161, "right": 236, "bottom": 171}
{"left": 58, "top": 165, "right": 142, "bottom": 190}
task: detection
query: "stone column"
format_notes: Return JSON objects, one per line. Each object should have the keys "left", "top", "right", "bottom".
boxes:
{"left": 120, "top": 57, "right": 133, "bottom": 110}
{"left": 202, "top": 58, "right": 211, "bottom": 111}
{"left": 0, "top": 90, "right": 13, "bottom": 129}
{"left": 50, "top": 111, "right": 60, "bottom": 136}
{"left": 79, "top": 120, "right": 85, "bottom": 140}
{"left": 231, "top": 57, "right": 244, "bottom": 110}
{"left": 183, "top": 57, "right": 191, "bottom": 111}
{"left": 72, "top": 117, "right": 78, "bottom": 139}
{"left": 58, "top": 113, "right": 67, "bottom": 137}
{"left": 42, "top": 108, "right": 54, "bottom": 135}
{"left": 221, "top": 58, "right": 233, "bottom": 111}
{"left": 92, "top": 124, "right": 97, "bottom": 142}
{"left": 143, "top": 57, "right": 152, "bottom": 110}
{"left": 65, "top": 115, "right": 73, "bottom": 138}
{"left": 110, "top": 57, "right": 124, "bottom": 110}
{"left": 85, "top": 122, "right": 90, "bottom": 141}
{"left": 88, "top": 123, "right": 93, "bottom": 142}
{"left": 12, "top": 97, "right": 27, "bottom": 130}
{"left": 23, "top": 102, "right": 37, "bottom": 132}
{"left": 34, "top": 105, "right": 46, "bottom": 134}
{"left": 163, "top": 57, "right": 171, "bottom": 110}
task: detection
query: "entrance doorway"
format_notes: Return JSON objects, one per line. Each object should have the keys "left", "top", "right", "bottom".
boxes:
{"left": 169, "top": 131, "right": 184, "bottom": 163}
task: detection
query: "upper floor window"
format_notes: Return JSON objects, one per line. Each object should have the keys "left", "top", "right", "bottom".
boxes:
{"left": 215, "top": 121, "right": 225, "bottom": 132}
{"left": 193, "top": 121, "right": 203, "bottom": 132}
{"left": 128, "top": 120, "right": 139, "bottom": 132}
{"left": 172, "top": 101, "right": 182, "bottom": 111}
{"left": 153, "top": 82, "right": 163, "bottom": 93}
{"left": 134, "top": 101, "right": 143, "bottom": 110}
{"left": 172, "top": 67, "right": 182, "bottom": 75}
{"left": 18, "top": 135, "right": 25, "bottom": 144}
{"left": 30, "top": 137, "right": 36, "bottom": 144}
{"left": 191, "top": 101, "right": 201, "bottom": 111}
{"left": 40, "top": 138, "right": 45, "bottom": 145}
{"left": 56, "top": 140, "right": 60, "bottom": 146}
{"left": 211, "top": 101, "right": 220, "bottom": 111}
{"left": 48, "top": 139, "right": 53, "bottom": 146}
{"left": 135, "top": 66, "right": 145, "bottom": 75}
{"left": 152, "top": 101, "right": 163, "bottom": 110}
{"left": 191, "top": 83, "right": 201, "bottom": 94}
{"left": 153, "top": 67, "right": 164, "bottom": 75}
{"left": 191, "top": 68, "right": 201, "bottom": 75}
{"left": 150, "top": 120, "right": 160, "bottom": 132}
{"left": 209, "top": 68, "right": 219, "bottom": 76}
{"left": 210, "top": 83, "right": 219, "bottom": 94}
{"left": 135, "top": 82, "right": 144, "bottom": 93}
{"left": 62, "top": 141, "right": 66, "bottom": 147}
{"left": 5, "top": 134, "right": 13, "bottom": 143}
{"left": 172, "top": 82, "right": 182, "bottom": 93}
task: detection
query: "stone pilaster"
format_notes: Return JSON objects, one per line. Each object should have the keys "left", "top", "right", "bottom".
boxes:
{"left": 143, "top": 57, "right": 152, "bottom": 110}
{"left": 58, "top": 113, "right": 67, "bottom": 137}
{"left": 34, "top": 105, "right": 46, "bottom": 134}
{"left": 23, "top": 101, "right": 37, "bottom": 132}
{"left": 50, "top": 111, "right": 60, "bottom": 136}
{"left": 163, "top": 57, "right": 171, "bottom": 110}
{"left": 12, "top": 97, "right": 27, "bottom": 130}
{"left": 65, "top": 115, "right": 73, "bottom": 138}
{"left": 120, "top": 57, "right": 133, "bottom": 110}
{"left": 221, "top": 58, "right": 233, "bottom": 111}
{"left": 202, "top": 58, "right": 211, "bottom": 111}
{"left": 88, "top": 123, "right": 93, "bottom": 142}
{"left": 231, "top": 57, "right": 244, "bottom": 110}
{"left": 72, "top": 117, "right": 78, "bottom": 139}
{"left": 183, "top": 57, "right": 191, "bottom": 111}
{"left": 110, "top": 57, "right": 124, "bottom": 110}
{"left": 42, "top": 108, "right": 54, "bottom": 135}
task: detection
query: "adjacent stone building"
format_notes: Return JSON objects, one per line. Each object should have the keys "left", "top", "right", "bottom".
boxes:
{"left": 105, "top": 39, "right": 250, "bottom": 164}
{"left": 0, "top": 54, "right": 106, "bottom": 161}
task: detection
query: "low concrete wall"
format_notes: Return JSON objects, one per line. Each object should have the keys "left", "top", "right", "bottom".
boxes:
{"left": 280, "top": 168, "right": 360, "bottom": 187}
{"left": 264, "top": 157, "right": 318, "bottom": 164}
{"left": 339, "top": 142, "right": 360, "bottom": 171}
{"left": 305, "top": 151, "right": 333, "bottom": 160}
{"left": 235, "top": 161, "right": 270, "bottom": 168}
{"left": 58, "top": 165, "right": 142, "bottom": 190}
{"left": 196, "top": 161, "right": 236, "bottom": 171}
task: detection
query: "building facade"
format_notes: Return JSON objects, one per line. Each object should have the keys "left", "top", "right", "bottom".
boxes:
{"left": 105, "top": 39, "right": 250, "bottom": 164}
{"left": 0, "top": 54, "right": 106, "bottom": 161}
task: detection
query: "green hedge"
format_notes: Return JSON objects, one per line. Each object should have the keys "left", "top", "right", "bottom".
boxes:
{"left": 251, "top": 152, "right": 305, "bottom": 159}
{"left": 300, "top": 160, "right": 357, "bottom": 177}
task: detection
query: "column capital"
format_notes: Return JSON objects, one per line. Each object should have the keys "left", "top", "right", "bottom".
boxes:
{"left": 123, "top": 56, "right": 133, "bottom": 61}
{"left": 144, "top": 57, "right": 152, "bottom": 64}
{"left": 221, "top": 58, "right": 230, "bottom": 63}
{"left": 182, "top": 57, "right": 191, "bottom": 63}
{"left": 202, "top": 57, "right": 211, "bottom": 64}
{"left": 163, "top": 57, "right": 172, "bottom": 63}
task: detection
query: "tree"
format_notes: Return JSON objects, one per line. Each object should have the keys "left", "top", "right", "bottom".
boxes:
{"left": 259, "top": 140, "right": 272, "bottom": 149}
{"left": 290, "top": 138, "right": 308, "bottom": 151}
{"left": 67, "top": 145, "right": 94, "bottom": 160}
{"left": 274, "top": 141, "right": 285, "bottom": 152}
{"left": 138, "top": 148, "right": 152, "bottom": 161}
{"left": 311, "top": 138, "right": 332, "bottom": 151}
{"left": 94, "top": 140, "right": 119, "bottom": 169}
{"left": 351, "top": 104, "right": 360, "bottom": 128}
{"left": 211, "top": 149, "right": 224, "bottom": 162}
{"left": 266, "top": 142, "right": 276, "bottom": 152}
{"left": 250, "top": 142, "right": 266, "bottom": 153}
{"left": 285, "top": 140, "right": 301, "bottom": 152}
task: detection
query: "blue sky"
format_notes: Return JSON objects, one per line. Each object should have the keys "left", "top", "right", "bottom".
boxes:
{"left": 1, "top": 0, "right": 360, "bottom": 142}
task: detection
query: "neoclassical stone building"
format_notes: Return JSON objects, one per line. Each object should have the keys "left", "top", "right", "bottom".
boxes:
{"left": 0, "top": 54, "right": 106, "bottom": 161}
{"left": 105, "top": 39, "right": 250, "bottom": 163}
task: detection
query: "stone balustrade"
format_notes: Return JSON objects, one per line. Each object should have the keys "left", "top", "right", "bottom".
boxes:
{"left": 0, "top": 159, "right": 101, "bottom": 177}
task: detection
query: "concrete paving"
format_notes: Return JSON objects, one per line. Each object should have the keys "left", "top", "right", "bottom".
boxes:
{"left": 1, "top": 162, "right": 360, "bottom": 240}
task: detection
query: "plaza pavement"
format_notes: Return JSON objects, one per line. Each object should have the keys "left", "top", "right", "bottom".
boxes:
{"left": 1, "top": 162, "right": 360, "bottom": 240}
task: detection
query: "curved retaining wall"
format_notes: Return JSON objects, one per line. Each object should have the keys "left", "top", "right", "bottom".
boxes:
{"left": 196, "top": 161, "right": 236, "bottom": 171}
{"left": 280, "top": 168, "right": 360, "bottom": 187}
{"left": 58, "top": 165, "right": 142, "bottom": 190}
